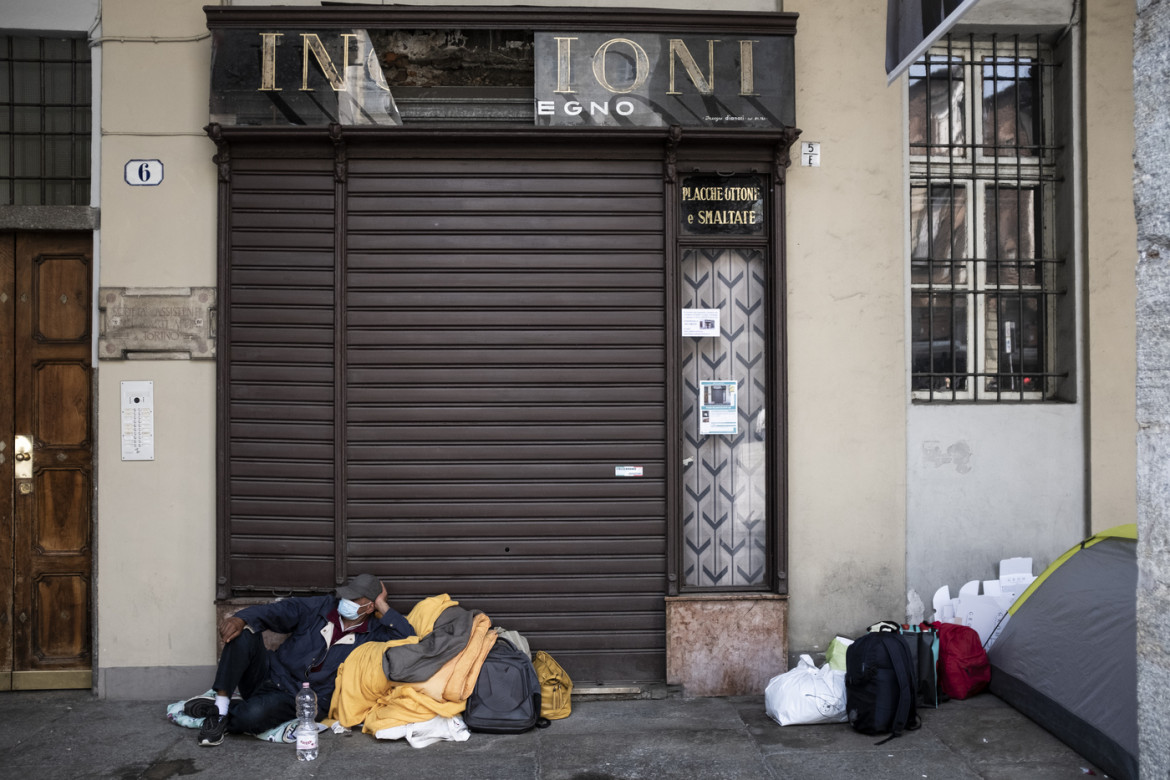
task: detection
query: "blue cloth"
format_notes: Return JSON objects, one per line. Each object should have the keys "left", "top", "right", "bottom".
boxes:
{"left": 167, "top": 692, "right": 305, "bottom": 743}
{"left": 228, "top": 595, "right": 414, "bottom": 719}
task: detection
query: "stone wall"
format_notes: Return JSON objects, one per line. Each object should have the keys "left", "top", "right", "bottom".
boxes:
{"left": 665, "top": 594, "right": 787, "bottom": 696}
{"left": 1133, "top": 2, "right": 1170, "bottom": 777}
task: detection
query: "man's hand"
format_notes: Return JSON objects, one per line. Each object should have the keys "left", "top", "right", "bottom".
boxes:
{"left": 219, "top": 615, "right": 246, "bottom": 644}
{"left": 374, "top": 581, "right": 390, "bottom": 616}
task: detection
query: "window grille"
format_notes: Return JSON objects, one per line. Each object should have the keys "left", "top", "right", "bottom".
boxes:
{"left": 0, "top": 35, "right": 91, "bottom": 206}
{"left": 908, "top": 35, "right": 1065, "bottom": 401}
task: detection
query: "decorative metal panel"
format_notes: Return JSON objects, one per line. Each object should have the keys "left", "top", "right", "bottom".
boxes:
{"left": 681, "top": 247, "right": 767, "bottom": 587}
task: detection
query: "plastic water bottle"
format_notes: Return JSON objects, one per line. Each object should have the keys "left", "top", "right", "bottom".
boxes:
{"left": 295, "top": 682, "right": 318, "bottom": 761}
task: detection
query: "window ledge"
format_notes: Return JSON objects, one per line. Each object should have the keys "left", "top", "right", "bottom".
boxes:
{"left": 0, "top": 205, "right": 99, "bottom": 231}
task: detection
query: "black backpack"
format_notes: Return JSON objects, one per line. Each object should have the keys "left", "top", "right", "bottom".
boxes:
{"left": 464, "top": 638, "right": 548, "bottom": 734}
{"left": 845, "top": 631, "right": 921, "bottom": 743}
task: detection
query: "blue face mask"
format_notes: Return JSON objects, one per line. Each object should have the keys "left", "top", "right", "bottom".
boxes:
{"left": 338, "top": 598, "right": 363, "bottom": 620}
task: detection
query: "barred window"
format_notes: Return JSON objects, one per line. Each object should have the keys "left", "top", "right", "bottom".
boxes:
{"left": 0, "top": 35, "right": 91, "bottom": 206}
{"left": 908, "top": 35, "right": 1065, "bottom": 401}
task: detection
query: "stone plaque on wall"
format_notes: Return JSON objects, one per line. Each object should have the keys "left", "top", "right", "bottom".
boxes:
{"left": 98, "top": 287, "right": 216, "bottom": 360}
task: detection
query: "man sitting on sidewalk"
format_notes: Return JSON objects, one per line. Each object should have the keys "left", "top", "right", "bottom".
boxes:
{"left": 186, "top": 573, "right": 415, "bottom": 746}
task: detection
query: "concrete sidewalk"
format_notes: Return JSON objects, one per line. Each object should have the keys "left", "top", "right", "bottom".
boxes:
{"left": 2, "top": 689, "right": 1105, "bottom": 779}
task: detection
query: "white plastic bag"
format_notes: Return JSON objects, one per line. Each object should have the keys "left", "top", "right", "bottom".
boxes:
{"left": 764, "top": 654, "right": 849, "bottom": 726}
{"left": 375, "top": 715, "right": 470, "bottom": 748}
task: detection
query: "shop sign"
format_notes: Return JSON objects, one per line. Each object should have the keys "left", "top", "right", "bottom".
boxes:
{"left": 534, "top": 33, "right": 794, "bottom": 128}
{"left": 210, "top": 29, "right": 403, "bottom": 127}
{"left": 680, "top": 174, "right": 766, "bottom": 236}
{"left": 208, "top": 29, "right": 793, "bottom": 129}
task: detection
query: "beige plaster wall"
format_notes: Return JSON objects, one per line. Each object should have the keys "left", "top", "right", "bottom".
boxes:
{"left": 95, "top": 0, "right": 870, "bottom": 681}
{"left": 92, "top": 0, "right": 1135, "bottom": 683}
{"left": 96, "top": 0, "right": 218, "bottom": 673}
{"left": 781, "top": 0, "right": 908, "bottom": 654}
{"left": 1084, "top": 0, "right": 1137, "bottom": 533}
{"left": 92, "top": 0, "right": 811, "bottom": 688}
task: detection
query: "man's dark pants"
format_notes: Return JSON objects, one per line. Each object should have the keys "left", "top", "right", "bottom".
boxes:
{"left": 213, "top": 629, "right": 318, "bottom": 734}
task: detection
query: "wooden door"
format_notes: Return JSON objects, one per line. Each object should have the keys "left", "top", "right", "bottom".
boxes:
{"left": 0, "top": 232, "right": 93, "bottom": 690}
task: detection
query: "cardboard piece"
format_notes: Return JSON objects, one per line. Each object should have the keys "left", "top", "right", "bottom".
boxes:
{"left": 932, "top": 585, "right": 955, "bottom": 623}
{"left": 929, "top": 557, "right": 1037, "bottom": 643}
{"left": 999, "top": 557, "right": 1034, "bottom": 586}
{"left": 997, "top": 558, "right": 1036, "bottom": 597}
{"left": 953, "top": 593, "right": 1016, "bottom": 644}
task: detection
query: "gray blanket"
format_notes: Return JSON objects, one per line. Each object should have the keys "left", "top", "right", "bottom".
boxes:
{"left": 381, "top": 606, "right": 482, "bottom": 683}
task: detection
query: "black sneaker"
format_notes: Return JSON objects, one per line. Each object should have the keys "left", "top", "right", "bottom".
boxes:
{"left": 183, "top": 697, "right": 219, "bottom": 720}
{"left": 197, "top": 712, "right": 227, "bottom": 747}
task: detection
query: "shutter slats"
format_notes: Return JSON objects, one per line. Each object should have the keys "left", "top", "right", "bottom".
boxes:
{"left": 225, "top": 141, "right": 667, "bottom": 682}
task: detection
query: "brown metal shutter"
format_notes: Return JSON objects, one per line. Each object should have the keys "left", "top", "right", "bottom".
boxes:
{"left": 224, "top": 150, "right": 340, "bottom": 587}
{"left": 222, "top": 135, "right": 668, "bottom": 683}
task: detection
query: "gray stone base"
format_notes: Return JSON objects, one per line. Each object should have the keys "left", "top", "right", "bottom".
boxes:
{"left": 96, "top": 664, "right": 216, "bottom": 701}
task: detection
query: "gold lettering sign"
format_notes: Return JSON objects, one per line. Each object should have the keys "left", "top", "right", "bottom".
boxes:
{"left": 554, "top": 36, "right": 578, "bottom": 93}
{"left": 259, "top": 32, "right": 283, "bottom": 91}
{"left": 680, "top": 175, "right": 766, "bottom": 236}
{"left": 534, "top": 32, "right": 793, "bottom": 128}
{"left": 208, "top": 29, "right": 795, "bottom": 128}
{"left": 591, "top": 38, "right": 650, "bottom": 94}
{"left": 667, "top": 39, "right": 717, "bottom": 96}
{"left": 739, "top": 40, "right": 757, "bottom": 96}
{"left": 300, "top": 33, "right": 357, "bottom": 91}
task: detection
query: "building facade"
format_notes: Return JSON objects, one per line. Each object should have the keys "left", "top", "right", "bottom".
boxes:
{"left": 0, "top": 0, "right": 1139, "bottom": 701}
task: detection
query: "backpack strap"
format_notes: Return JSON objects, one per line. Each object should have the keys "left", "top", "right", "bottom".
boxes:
{"left": 873, "top": 634, "right": 921, "bottom": 745}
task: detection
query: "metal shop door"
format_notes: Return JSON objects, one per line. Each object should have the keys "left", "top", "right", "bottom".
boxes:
{"left": 218, "top": 136, "right": 668, "bottom": 684}
{"left": 0, "top": 232, "right": 93, "bottom": 690}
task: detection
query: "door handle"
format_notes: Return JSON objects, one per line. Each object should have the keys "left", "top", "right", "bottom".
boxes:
{"left": 14, "top": 435, "right": 32, "bottom": 480}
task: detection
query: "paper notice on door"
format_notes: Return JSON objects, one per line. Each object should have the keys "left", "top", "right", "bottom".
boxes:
{"left": 682, "top": 308, "right": 720, "bottom": 338}
{"left": 699, "top": 380, "right": 738, "bottom": 435}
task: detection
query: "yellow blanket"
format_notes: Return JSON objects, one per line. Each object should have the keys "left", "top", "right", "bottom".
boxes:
{"left": 328, "top": 594, "right": 498, "bottom": 733}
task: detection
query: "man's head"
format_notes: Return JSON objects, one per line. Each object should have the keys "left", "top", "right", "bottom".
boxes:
{"left": 335, "top": 573, "right": 383, "bottom": 622}
{"left": 335, "top": 573, "right": 382, "bottom": 602}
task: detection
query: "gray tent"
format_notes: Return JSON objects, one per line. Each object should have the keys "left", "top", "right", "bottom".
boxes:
{"left": 986, "top": 524, "right": 1137, "bottom": 780}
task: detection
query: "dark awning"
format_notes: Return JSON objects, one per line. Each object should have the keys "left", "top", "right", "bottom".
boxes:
{"left": 886, "top": 0, "right": 982, "bottom": 84}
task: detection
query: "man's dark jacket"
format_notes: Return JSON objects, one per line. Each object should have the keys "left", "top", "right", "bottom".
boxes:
{"left": 233, "top": 595, "right": 414, "bottom": 711}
